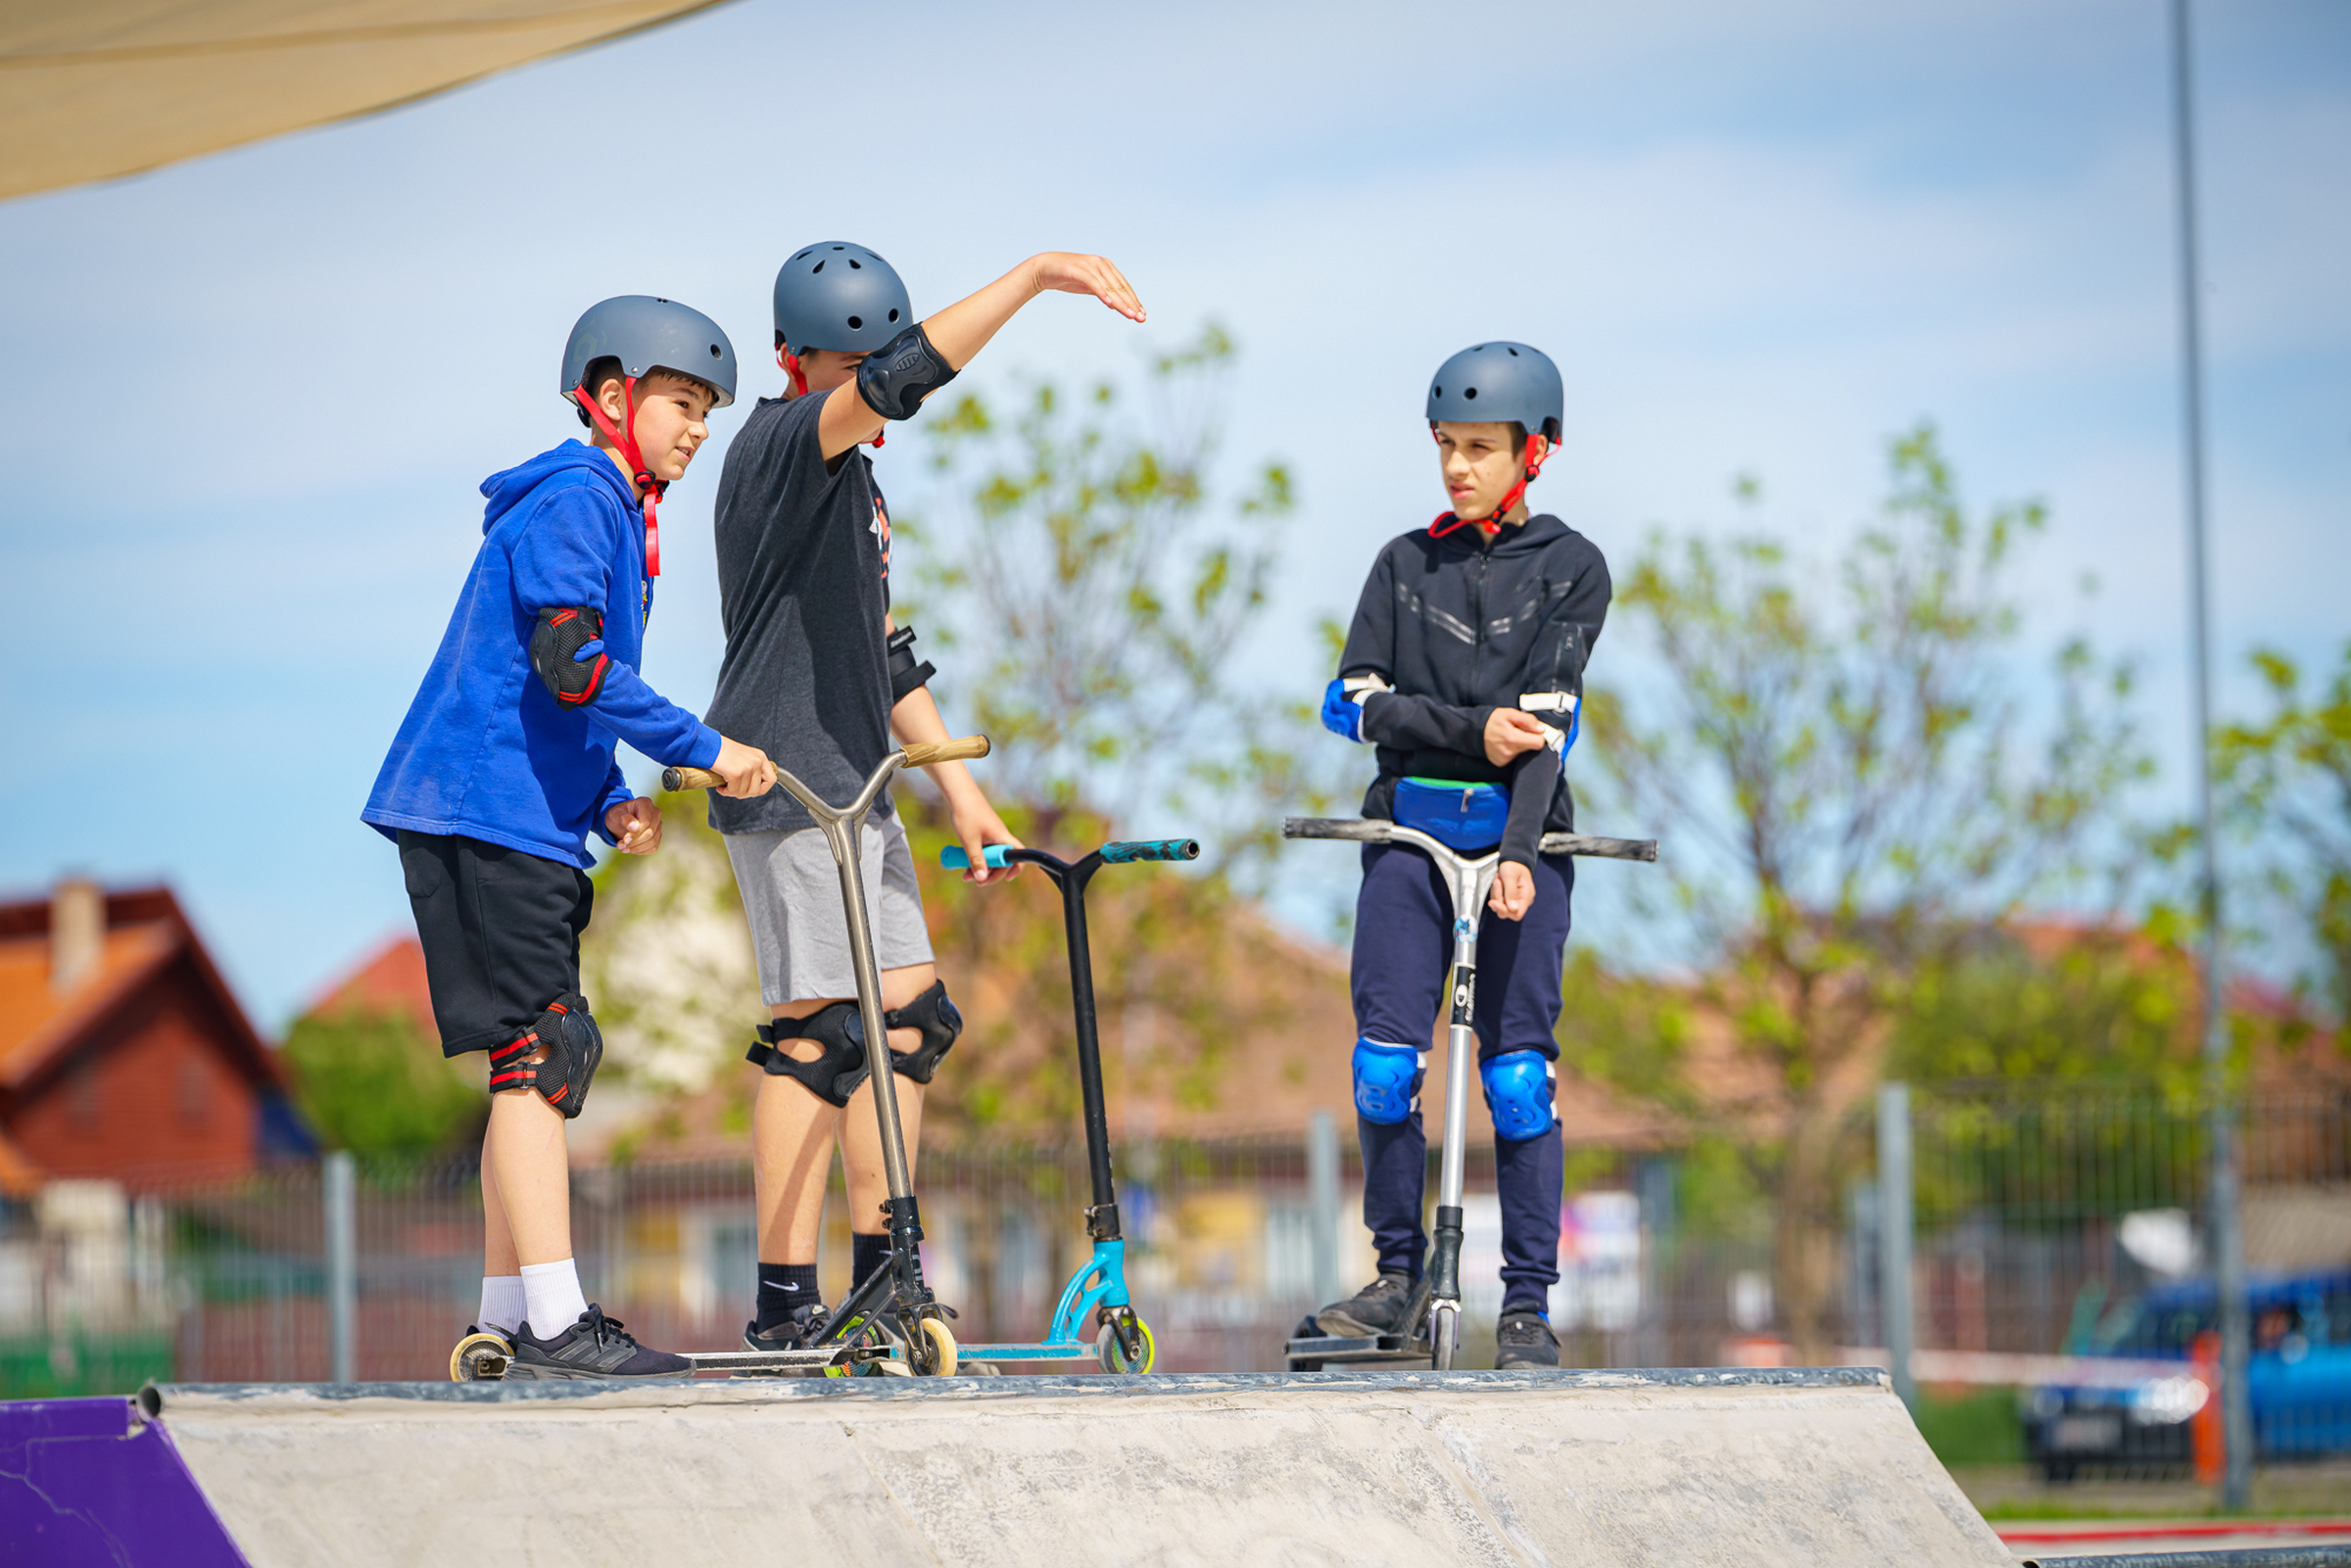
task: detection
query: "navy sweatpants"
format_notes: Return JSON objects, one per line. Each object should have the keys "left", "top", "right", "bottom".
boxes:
{"left": 1350, "top": 842, "right": 1572, "bottom": 1313}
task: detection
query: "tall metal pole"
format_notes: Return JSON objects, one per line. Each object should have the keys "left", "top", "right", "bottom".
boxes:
{"left": 1877, "top": 1083, "right": 1916, "bottom": 1414}
{"left": 323, "top": 1151, "right": 356, "bottom": 1385}
{"left": 1307, "top": 1111, "right": 1340, "bottom": 1311}
{"left": 2168, "top": 0, "right": 2252, "bottom": 1510}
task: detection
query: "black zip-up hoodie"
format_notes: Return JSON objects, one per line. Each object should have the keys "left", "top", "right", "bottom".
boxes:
{"left": 1336, "top": 511, "right": 1611, "bottom": 868}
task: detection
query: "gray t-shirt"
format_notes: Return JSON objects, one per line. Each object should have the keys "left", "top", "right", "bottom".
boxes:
{"left": 704, "top": 392, "right": 896, "bottom": 834}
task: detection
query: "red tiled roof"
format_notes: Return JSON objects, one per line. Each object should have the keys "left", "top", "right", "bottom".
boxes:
{"left": 307, "top": 934, "right": 437, "bottom": 1038}
{"left": 0, "top": 885, "right": 279, "bottom": 1093}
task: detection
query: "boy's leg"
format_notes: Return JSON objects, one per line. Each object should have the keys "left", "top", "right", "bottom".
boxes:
{"left": 1321, "top": 841, "right": 1451, "bottom": 1335}
{"left": 1472, "top": 852, "right": 1575, "bottom": 1327}
{"left": 400, "top": 832, "right": 675, "bottom": 1371}
{"left": 733, "top": 816, "right": 940, "bottom": 1328}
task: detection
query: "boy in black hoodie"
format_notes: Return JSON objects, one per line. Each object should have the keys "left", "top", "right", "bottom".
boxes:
{"left": 1312, "top": 342, "right": 1611, "bottom": 1369}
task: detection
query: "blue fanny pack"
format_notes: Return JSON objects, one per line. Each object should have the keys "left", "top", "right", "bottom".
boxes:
{"left": 1391, "top": 777, "right": 1509, "bottom": 853}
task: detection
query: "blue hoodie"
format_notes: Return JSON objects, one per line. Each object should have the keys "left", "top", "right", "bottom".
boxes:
{"left": 362, "top": 442, "right": 722, "bottom": 868}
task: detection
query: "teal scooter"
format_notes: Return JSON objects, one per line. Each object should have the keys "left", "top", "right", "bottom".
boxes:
{"left": 938, "top": 834, "right": 1200, "bottom": 1373}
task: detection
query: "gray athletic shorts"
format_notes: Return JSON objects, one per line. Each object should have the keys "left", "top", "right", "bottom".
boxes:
{"left": 724, "top": 814, "right": 936, "bottom": 1005}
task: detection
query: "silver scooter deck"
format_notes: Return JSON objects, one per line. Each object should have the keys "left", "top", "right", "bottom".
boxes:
{"left": 1283, "top": 1333, "right": 1432, "bottom": 1366}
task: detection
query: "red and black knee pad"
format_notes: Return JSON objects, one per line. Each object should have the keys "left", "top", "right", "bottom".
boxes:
{"left": 488, "top": 993, "right": 604, "bottom": 1118}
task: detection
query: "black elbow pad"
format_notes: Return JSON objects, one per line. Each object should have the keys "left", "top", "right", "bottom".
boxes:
{"left": 856, "top": 324, "right": 958, "bottom": 421}
{"left": 530, "top": 606, "right": 608, "bottom": 708}
{"left": 888, "top": 624, "right": 936, "bottom": 704}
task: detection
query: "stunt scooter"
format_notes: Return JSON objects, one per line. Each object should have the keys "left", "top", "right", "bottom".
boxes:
{"left": 448, "top": 737, "right": 989, "bottom": 1383}
{"left": 1279, "top": 817, "right": 1656, "bottom": 1372}
{"left": 935, "top": 834, "right": 1201, "bottom": 1373}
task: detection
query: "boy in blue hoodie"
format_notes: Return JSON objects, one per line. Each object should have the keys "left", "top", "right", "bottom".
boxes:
{"left": 364, "top": 297, "right": 777, "bottom": 1378}
{"left": 1312, "top": 342, "right": 1611, "bottom": 1370}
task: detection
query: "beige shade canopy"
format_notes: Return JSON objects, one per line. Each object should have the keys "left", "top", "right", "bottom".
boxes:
{"left": 0, "top": 0, "right": 728, "bottom": 203}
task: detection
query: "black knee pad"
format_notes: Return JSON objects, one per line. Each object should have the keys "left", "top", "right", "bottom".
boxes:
{"left": 487, "top": 993, "right": 603, "bottom": 1119}
{"left": 883, "top": 980, "right": 962, "bottom": 1084}
{"left": 746, "top": 1001, "right": 868, "bottom": 1108}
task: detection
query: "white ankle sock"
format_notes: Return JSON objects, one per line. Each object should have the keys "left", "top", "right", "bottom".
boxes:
{"left": 478, "top": 1274, "right": 525, "bottom": 1335}
{"left": 519, "top": 1259, "right": 589, "bottom": 1337}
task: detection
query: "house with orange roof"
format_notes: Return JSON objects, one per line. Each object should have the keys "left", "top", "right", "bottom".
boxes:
{"left": 0, "top": 880, "right": 310, "bottom": 1191}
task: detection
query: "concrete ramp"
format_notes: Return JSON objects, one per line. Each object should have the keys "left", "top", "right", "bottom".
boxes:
{"left": 136, "top": 1366, "right": 2005, "bottom": 1567}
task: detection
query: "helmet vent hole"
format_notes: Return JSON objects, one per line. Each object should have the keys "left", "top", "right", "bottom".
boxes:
{"left": 813, "top": 261, "right": 824, "bottom": 273}
{"left": 793, "top": 249, "right": 810, "bottom": 261}
{"left": 1463, "top": 387, "right": 1477, "bottom": 400}
{"left": 1508, "top": 347, "right": 1519, "bottom": 356}
{"left": 849, "top": 259, "right": 861, "bottom": 268}
{"left": 847, "top": 315, "right": 863, "bottom": 330}
{"left": 888, "top": 309, "right": 900, "bottom": 322}
{"left": 1433, "top": 386, "right": 1442, "bottom": 398}
{"left": 831, "top": 245, "right": 844, "bottom": 251}
{"left": 710, "top": 344, "right": 722, "bottom": 357}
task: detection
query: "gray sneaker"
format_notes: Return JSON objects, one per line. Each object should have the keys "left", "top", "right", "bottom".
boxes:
{"left": 506, "top": 1306, "right": 690, "bottom": 1380}
{"left": 1495, "top": 1309, "right": 1559, "bottom": 1370}
{"left": 1314, "top": 1271, "right": 1415, "bottom": 1338}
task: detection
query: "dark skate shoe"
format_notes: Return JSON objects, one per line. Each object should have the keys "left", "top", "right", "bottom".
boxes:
{"left": 1495, "top": 1309, "right": 1559, "bottom": 1370}
{"left": 506, "top": 1306, "right": 690, "bottom": 1380}
{"left": 1314, "top": 1271, "right": 1415, "bottom": 1338}
{"left": 737, "top": 1301, "right": 835, "bottom": 1378}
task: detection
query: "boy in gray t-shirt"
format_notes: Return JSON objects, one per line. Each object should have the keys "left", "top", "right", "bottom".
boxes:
{"left": 707, "top": 242, "right": 1145, "bottom": 1353}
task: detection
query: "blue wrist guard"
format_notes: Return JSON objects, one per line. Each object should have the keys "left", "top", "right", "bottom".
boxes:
{"left": 1320, "top": 675, "right": 1387, "bottom": 744}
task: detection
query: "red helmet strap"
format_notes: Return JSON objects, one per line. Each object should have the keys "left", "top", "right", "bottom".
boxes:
{"left": 1428, "top": 432, "right": 1548, "bottom": 539}
{"left": 779, "top": 347, "right": 885, "bottom": 448}
{"left": 571, "top": 374, "right": 666, "bottom": 578}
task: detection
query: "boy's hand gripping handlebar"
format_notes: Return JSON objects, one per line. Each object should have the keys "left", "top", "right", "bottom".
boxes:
{"left": 661, "top": 736, "right": 990, "bottom": 793}
{"left": 1282, "top": 817, "right": 1659, "bottom": 861}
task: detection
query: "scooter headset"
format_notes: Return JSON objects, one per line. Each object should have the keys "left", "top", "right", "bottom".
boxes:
{"left": 571, "top": 375, "right": 669, "bottom": 576}
{"left": 1428, "top": 428, "right": 1549, "bottom": 540}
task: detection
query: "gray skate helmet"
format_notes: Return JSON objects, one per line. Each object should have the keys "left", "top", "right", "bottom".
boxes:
{"left": 1425, "top": 342, "right": 1561, "bottom": 446}
{"left": 773, "top": 242, "right": 913, "bottom": 355}
{"left": 559, "top": 295, "right": 738, "bottom": 409}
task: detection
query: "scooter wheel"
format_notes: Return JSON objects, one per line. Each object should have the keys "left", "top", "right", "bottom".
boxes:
{"left": 1096, "top": 1316, "right": 1156, "bottom": 1374}
{"left": 914, "top": 1316, "right": 958, "bottom": 1377}
{"left": 449, "top": 1330, "right": 512, "bottom": 1383}
{"left": 1430, "top": 1304, "right": 1459, "bottom": 1371}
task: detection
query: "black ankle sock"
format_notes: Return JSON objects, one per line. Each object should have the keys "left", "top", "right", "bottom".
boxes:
{"left": 851, "top": 1232, "right": 888, "bottom": 1289}
{"left": 755, "top": 1262, "right": 821, "bottom": 1333}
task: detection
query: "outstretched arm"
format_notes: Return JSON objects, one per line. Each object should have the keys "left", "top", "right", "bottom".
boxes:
{"left": 819, "top": 253, "right": 1146, "bottom": 458}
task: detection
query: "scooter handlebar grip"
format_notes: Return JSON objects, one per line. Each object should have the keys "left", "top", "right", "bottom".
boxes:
{"left": 1282, "top": 817, "right": 1391, "bottom": 842}
{"left": 902, "top": 736, "right": 990, "bottom": 769}
{"left": 1538, "top": 832, "right": 1659, "bottom": 862}
{"left": 662, "top": 767, "right": 722, "bottom": 791}
{"left": 940, "top": 845, "right": 1013, "bottom": 870}
{"left": 1100, "top": 838, "right": 1201, "bottom": 863}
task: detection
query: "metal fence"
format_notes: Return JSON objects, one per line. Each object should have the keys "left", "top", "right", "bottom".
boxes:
{"left": 5, "top": 1081, "right": 2347, "bottom": 1487}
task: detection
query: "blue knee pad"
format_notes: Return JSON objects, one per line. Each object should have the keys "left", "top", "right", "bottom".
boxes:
{"left": 1352, "top": 1038, "right": 1425, "bottom": 1125}
{"left": 1480, "top": 1050, "right": 1557, "bottom": 1141}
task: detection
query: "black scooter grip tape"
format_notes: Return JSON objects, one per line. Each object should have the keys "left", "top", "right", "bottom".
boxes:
{"left": 1100, "top": 838, "right": 1201, "bottom": 863}
{"left": 1282, "top": 818, "right": 1390, "bottom": 842}
{"left": 1537, "top": 833, "right": 1659, "bottom": 862}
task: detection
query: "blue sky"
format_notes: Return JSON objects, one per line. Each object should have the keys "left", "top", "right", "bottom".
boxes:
{"left": 1, "top": 0, "right": 2344, "bottom": 1027}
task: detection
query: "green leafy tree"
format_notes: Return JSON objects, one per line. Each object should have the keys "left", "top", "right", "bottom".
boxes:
{"left": 901, "top": 324, "right": 1335, "bottom": 875}
{"left": 281, "top": 1007, "right": 482, "bottom": 1154}
{"left": 1571, "top": 424, "right": 2151, "bottom": 1359}
{"left": 2217, "top": 641, "right": 2351, "bottom": 1023}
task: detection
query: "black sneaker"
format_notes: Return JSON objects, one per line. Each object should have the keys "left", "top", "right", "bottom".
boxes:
{"left": 1495, "top": 1309, "right": 1559, "bottom": 1369}
{"left": 1314, "top": 1271, "right": 1415, "bottom": 1338}
{"left": 737, "top": 1302, "right": 835, "bottom": 1377}
{"left": 506, "top": 1306, "right": 691, "bottom": 1380}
